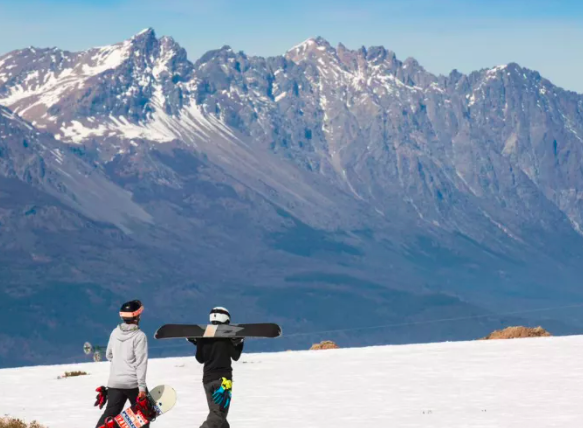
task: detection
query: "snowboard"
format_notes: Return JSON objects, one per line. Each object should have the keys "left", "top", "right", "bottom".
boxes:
{"left": 99, "top": 385, "right": 176, "bottom": 428}
{"left": 154, "top": 323, "right": 282, "bottom": 340}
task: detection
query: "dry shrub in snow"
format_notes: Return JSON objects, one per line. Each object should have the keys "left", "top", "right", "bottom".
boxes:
{"left": 310, "top": 340, "right": 340, "bottom": 350}
{"left": 0, "top": 418, "right": 47, "bottom": 428}
{"left": 58, "top": 370, "right": 89, "bottom": 379}
{"left": 482, "top": 326, "right": 551, "bottom": 340}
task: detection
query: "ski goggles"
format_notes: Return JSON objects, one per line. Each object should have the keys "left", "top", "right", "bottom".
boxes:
{"left": 120, "top": 305, "right": 144, "bottom": 319}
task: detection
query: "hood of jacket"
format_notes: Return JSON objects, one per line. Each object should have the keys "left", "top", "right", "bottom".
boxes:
{"left": 112, "top": 323, "right": 141, "bottom": 343}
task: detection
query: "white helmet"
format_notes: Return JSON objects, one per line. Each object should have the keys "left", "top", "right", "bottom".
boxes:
{"left": 210, "top": 307, "right": 231, "bottom": 325}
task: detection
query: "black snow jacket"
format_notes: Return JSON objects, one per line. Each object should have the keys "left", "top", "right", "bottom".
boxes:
{"left": 193, "top": 338, "right": 244, "bottom": 384}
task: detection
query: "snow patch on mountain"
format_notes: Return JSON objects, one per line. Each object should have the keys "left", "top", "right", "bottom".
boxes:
{"left": 83, "top": 43, "right": 131, "bottom": 76}
{"left": 0, "top": 106, "right": 35, "bottom": 131}
{"left": 0, "top": 42, "right": 132, "bottom": 112}
{"left": 57, "top": 99, "right": 238, "bottom": 145}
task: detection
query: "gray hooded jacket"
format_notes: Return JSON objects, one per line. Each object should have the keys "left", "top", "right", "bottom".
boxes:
{"left": 106, "top": 323, "right": 148, "bottom": 392}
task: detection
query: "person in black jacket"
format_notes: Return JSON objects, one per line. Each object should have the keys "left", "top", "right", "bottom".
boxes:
{"left": 188, "top": 307, "right": 244, "bottom": 428}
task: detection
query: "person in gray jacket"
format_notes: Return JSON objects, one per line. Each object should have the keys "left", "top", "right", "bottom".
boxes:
{"left": 95, "top": 300, "right": 149, "bottom": 428}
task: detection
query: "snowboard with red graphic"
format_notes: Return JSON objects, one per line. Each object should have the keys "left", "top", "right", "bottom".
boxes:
{"left": 98, "top": 385, "right": 176, "bottom": 428}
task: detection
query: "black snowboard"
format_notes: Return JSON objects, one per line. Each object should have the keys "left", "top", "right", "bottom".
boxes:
{"left": 154, "top": 323, "right": 282, "bottom": 339}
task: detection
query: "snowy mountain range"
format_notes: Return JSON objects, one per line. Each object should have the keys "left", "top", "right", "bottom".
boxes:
{"left": 0, "top": 29, "right": 582, "bottom": 367}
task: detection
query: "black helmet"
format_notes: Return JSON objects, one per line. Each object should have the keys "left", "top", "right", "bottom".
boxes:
{"left": 119, "top": 300, "right": 143, "bottom": 323}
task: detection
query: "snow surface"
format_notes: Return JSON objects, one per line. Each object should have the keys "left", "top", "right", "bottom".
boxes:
{"left": 1, "top": 336, "right": 583, "bottom": 427}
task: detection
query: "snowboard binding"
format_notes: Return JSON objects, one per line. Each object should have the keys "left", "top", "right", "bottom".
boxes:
{"left": 137, "top": 393, "right": 159, "bottom": 422}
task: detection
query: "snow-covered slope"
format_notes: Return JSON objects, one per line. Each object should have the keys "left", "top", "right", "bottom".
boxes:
{"left": 1, "top": 336, "right": 582, "bottom": 427}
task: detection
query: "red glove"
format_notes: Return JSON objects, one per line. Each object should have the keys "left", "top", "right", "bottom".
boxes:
{"left": 104, "top": 418, "right": 116, "bottom": 428}
{"left": 94, "top": 386, "right": 108, "bottom": 409}
{"left": 135, "top": 394, "right": 157, "bottom": 420}
{"left": 99, "top": 417, "right": 116, "bottom": 428}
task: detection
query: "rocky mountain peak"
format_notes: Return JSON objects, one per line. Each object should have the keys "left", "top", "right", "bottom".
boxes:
{"left": 286, "top": 36, "right": 335, "bottom": 63}
{"left": 364, "top": 45, "right": 397, "bottom": 64}
{"left": 159, "top": 35, "right": 181, "bottom": 51}
{"left": 194, "top": 45, "right": 239, "bottom": 69}
{"left": 129, "top": 28, "right": 157, "bottom": 45}
{"left": 123, "top": 28, "right": 188, "bottom": 69}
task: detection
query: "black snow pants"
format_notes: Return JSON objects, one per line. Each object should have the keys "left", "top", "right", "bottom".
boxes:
{"left": 95, "top": 387, "right": 149, "bottom": 428}
{"left": 200, "top": 379, "right": 231, "bottom": 428}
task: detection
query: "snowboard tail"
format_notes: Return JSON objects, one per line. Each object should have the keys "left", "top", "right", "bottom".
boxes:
{"left": 154, "top": 323, "right": 282, "bottom": 339}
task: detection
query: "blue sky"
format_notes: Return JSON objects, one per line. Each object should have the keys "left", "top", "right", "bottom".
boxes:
{"left": 0, "top": 0, "right": 582, "bottom": 92}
